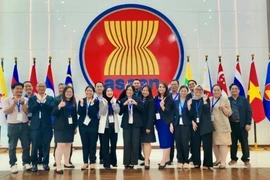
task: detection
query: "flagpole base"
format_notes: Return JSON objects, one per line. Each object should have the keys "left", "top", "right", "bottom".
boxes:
{"left": 249, "top": 143, "right": 264, "bottom": 151}
{"left": 264, "top": 147, "right": 270, "bottom": 151}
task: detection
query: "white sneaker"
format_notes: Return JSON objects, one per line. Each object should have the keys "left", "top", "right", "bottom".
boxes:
{"left": 24, "top": 163, "right": 32, "bottom": 171}
{"left": 11, "top": 165, "right": 18, "bottom": 174}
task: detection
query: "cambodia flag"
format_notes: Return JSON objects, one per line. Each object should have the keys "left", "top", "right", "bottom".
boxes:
{"left": 45, "top": 62, "right": 55, "bottom": 97}
{"left": 30, "top": 59, "right": 38, "bottom": 93}
{"left": 11, "top": 61, "right": 19, "bottom": 85}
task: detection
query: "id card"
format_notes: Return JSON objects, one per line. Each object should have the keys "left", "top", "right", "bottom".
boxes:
{"left": 109, "top": 116, "right": 114, "bottom": 123}
{"left": 128, "top": 115, "right": 133, "bottom": 124}
{"left": 211, "top": 114, "right": 214, "bottom": 121}
{"left": 17, "top": 113, "right": 23, "bottom": 121}
{"left": 68, "top": 117, "right": 73, "bottom": 124}
{"left": 83, "top": 116, "right": 91, "bottom": 126}
{"left": 156, "top": 113, "right": 161, "bottom": 120}
{"left": 179, "top": 117, "right": 183, "bottom": 125}
{"left": 196, "top": 117, "right": 200, "bottom": 123}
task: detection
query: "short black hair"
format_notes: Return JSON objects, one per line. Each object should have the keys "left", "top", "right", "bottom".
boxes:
{"left": 141, "top": 85, "right": 153, "bottom": 99}
{"left": 23, "top": 81, "right": 32, "bottom": 85}
{"left": 126, "top": 85, "right": 135, "bottom": 92}
{"left": 229, "top": 83, "right": 240, "bottom": 90}
{"left": 11, "top": 82, "right": 24, "bottom": 90}
{"left": 212, "top": 84, "right": 223, "bottom": 91}
{"left": 95, "top": 81, "right": 104, "bottom": 87}
{"left": 188, "top": 80, "right": 197, "bottom": 85}
{"left": 179, "top": 85, "right": 189, "bottom": 91}
{"left": 171, "top": 79, "right": 179, "bottom": 85}
{"left": 58, "top": 83, "right": 65, "bottom": 87}
{"left": 85, "top": 85, "right": 95, "bottom": 92}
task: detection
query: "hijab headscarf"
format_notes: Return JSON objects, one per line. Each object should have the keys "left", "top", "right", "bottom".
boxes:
{"left": 193, "top": 84, "right": 204, "bottom": 100}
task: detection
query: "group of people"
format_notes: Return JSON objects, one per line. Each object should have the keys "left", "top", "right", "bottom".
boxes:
{"left": 2, "top": 78, "right": 252, "bottom": 174}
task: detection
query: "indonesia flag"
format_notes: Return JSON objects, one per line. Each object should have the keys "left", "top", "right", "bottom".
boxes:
{"left": 45, "top": 58, "right": 55, "bottom": 97}
{"left": 217, "top": 58, "right": 228, "bottom": 96}
{"left": 233, "top": 56, "right": 246, "bottom": 97}
{"left": 202, "top": 56, "right": 212, "bottom": 97}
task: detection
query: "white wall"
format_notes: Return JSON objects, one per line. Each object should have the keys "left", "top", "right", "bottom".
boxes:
{"left": 0, "top": 0, "right": 269, "bottom": 147}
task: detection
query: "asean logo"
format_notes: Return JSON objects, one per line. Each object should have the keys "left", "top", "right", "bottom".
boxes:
{"left": 79, "top": 4, "right": 184, "bottom": 96}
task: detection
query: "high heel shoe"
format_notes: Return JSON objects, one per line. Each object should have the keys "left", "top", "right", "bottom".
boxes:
{"left": 55, "top": 169, "right": 64, "bottom": 174}
{"left": 158, "top": 163, "right": 167, "bottom": 170}
{"left": 145, "top": 165, "right": 150, "bottom": 170}
{"left": 213, "top": 161, "right": 221, "bottom": 166}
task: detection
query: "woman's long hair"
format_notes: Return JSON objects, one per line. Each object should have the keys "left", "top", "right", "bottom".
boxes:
{"left": 62, "top": 86, "right": 77, "bottom": 107}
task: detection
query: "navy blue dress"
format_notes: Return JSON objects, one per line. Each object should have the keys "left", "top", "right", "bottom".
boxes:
{"left": 155, "top": 98, "right": 174, "bottom": 149}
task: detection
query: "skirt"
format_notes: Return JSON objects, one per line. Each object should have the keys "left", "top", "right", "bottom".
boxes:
{"left": 141, "top": 128, "right": 156, "bottom": 143}
{"left": 213, "top": 131, "right": 231, "bottom": 145}
{"left": 54, "top": 129, "right": 74, "bottom": 143}
{"left": 156, "top": 119, "right": 174, "bottom": 149}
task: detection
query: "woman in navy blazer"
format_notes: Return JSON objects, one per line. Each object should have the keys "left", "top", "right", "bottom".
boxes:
{"left": 77, "top": 86, "right": 99, "bottom": 170}
{"left": 173, "top": 85, "right": 192, "bottom": 169}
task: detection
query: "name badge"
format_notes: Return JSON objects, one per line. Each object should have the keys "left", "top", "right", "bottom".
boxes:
{"left": 179, "top": 117, "right": 183, "bottom": 125}
{"left": 17, "top": 113, "right": 23, "bottom": 121}
{"left": 156, "top": 113, "right": 161, "bottom": 120}
{"left": 83, "top": 116, "right": 91, "bottom": 126}
{"left": 39, "top": 111, "right": 41, "bottom": 119}
{"left": 68, "top": 117, "right": 73, "bottom": 124}
{"left": 109, "top": 115, "right": 114, "bottom": 123}
{"left": 211, "top": 114, "right": 214, "bottom": 122}
{"left": 196, "top": 117, "right": 200, "bottom": 123}
{"left": 128, "top": 115, "right": 133, "bottom": 124}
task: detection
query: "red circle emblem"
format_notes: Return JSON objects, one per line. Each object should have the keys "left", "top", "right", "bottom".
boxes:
{"left": 264, "top": 83, "right": 270, "bottom": 101}
{"left": 80, "top": 4, "right": 184, "bottom": 97}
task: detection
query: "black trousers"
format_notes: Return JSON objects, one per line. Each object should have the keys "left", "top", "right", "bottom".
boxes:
{"left": 53, "top": 142, "right": 73, "bottom": 163}
{"left": 123, "top": 125, "right": 140, "bottom": 166}
{"left": 8, "top": 123, "right": 30, "bottom": 166}
{"left": 99, "top": 133, "right": 103, "bottom": 161}
{"left": 170, "top": 142, "right": 175, "bottom": 162}
{"left": 191, "top": 127, "right": 213, "bottom": 167}
{"left": 31, "top": 127, "right": 53, "bottom": 166}
{"left": 100, "top": 124, "right": 118, "bottom": 167}
{"left": 230, "top": 122, "right": 250, "bottom": 162}
{"left": 38, "top": 144, "right": 43, "bottom": 163}
{"left": 79, "top": 130, "right": 98, "bottom": 164}
{"left": 175, "top": 125, "right": 190, "bottom": 164}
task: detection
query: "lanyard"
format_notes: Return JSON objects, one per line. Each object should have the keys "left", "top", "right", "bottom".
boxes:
{"left": 66, "top": 102, "right": 72, "bottom": 117}
{"left": 142, "top": 98, "right": 146, "bottom": 103}
{"left": 179, "top": 100, "right": 184, "bottom": 115}
{"left": 16, "top": 102, "right": 21, "bottom": 112}
{"left": 128, "top": 102, "right": 132, "bottom": 115}
{"left": 195, "top": 100, "right": 201, "bottom": 117}
{"left": 173, "top": 93, "right": 179, "bottom": 100}
{"left": 211, "top": 97, "right": 220, "bottom": 113}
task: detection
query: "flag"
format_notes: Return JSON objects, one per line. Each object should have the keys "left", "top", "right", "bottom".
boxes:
{"left": 247, "top": 57, "right": 265, "bottom": 123}
{"left": 65, "top": 60, "right": 73, "bottom": 87}
{"left": 217, "top": 58, "right": 228, "bottom": 96}
{"left": 0, "top": 59, "right": 8, "bottom": 125}
{"left": 263, "top": 57, "right": 270, "bottom": 121}
{"left": 45, "top": 59, "right": 55, "bottom": 97}
{"left": 30, "top": 59, "right": 38, "bottom": 93}
{"left": 184, "top": 56, "right": 193, "bottom": 85}
{"left": 233, "top": 56, "right": 245, "bottom": 97}
{"left": 11, "top": 59, "right": 19, "bottom": 85}
{"left": 202, "top": 56, "right": 212, "bottom": 96}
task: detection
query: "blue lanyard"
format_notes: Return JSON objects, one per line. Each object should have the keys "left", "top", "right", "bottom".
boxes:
{"left": 128, "top": 102, "right": 132, "bottom": 115}
{"left": 179, "top": 100, "right": 184, "bottom": 115}
{"left": 211, "top": 97, "right": 220, "bottom": 113}
{"left": 142, "top": 98, "right": 146, "bottom": 103}
{"left": 173, "top": 93, "right": 179, "bottom": 100}
{"left": 66, "top": 102, "right": 72, "bottom": 117}
{"left": 195, "top": 100, "right": 201, "bottom": 117}
{"left": 16, "top": 102, "right": 21, "bottom": 112}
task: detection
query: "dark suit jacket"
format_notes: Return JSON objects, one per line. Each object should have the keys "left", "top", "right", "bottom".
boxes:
{"left": 228, "top": 96, "right": 252, "bottom": 128}
{"left": 189, "top": 98, "right": 214, "bottom": 135}
{"left": 119, "top": 97, "right": 143, "bottom": 128}
{"left": 141, "top": 97, "right": 155, "bottom": 131}
{"left": 155, "top": 95, "right": 174, "bottom": 125}
{"left": 52, "top": 99, "right": 77, "bottom": 131}
{"left": 28, "top": 95, "right": 54, "bottom": 130}
{"left": 173, "top": 98, "right": 192, "bottom": 126}
{"left": 77, "top": 98, "right": 99, "bottom": 133}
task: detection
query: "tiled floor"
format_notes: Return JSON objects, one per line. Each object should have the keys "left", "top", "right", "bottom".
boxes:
{"left": 0, "top": 149, "right": 270, "bottom": 171}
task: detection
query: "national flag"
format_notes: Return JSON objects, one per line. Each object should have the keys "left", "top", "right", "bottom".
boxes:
{"left": 233, "top": 56, "right": 246, "bottom": 97}
{"left": 11, "top": 58, "right": 19, "bottom": 85}
{"left": 0, "top": 58, "right": 8, "bottom": 125}
{"left": 30, "top": 58, "right": 38, "bottom": 93}
{"left": 184, "top": 56, "right": 193, "bottom": 86}
{"left": 45, "top": 58, "right": 55, "bottom": 97}
{"left": 263, "top": 56, "right": 270, "bottom": 121}
{"left": 247, "top": 55, "right": 265, "bottom": 123}
{"left": 202, "top": 56, "right": 212, "bottom": 96}
{"left": 217, "top": 57, "right": 228, "bottom": 96}
{"left": 65, "top": 60, "right": 73, "bottom": 87}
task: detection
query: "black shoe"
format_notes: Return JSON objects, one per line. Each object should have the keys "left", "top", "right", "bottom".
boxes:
{"left": 64, "top": 164, "right": 75, "bottom": 169}
{"left": 167, "top": 161, "right": 172, "bottom": 165}
{"left": 43, "top": 164, "right": 50, "bottom": 171}
{"left": 139, "top": 155, "right": 145, "bottom": 161}
{"left": 129, "top": 165, "right": 134, "bottom": 169}
{"left": 104, "top": 166, "right": 111, "bottom": 170}
{"left": 53, "top": 162, "right": 56, "bottom": 167}
{"left": 99, "top": 159, "right": 104, "bottom": 165}
{"left": 145, "top": 166, "right": 150, "bottom": 170}
{"left": 32, "top": 165, "right": 38, "bottom": 172}
{"left": 140, "top": 160, "right": 150, "bottom": 166}
{"left": 55, "top": 169, "right": 64, "bottom": 174}
{"left": 112, "top": 164, "right": 118, "bottom": 167}
{"left": 124, "top": 165, "right": 129, "bottom": 169}
{"left": 158, "top": 164, "right": 167, "bottom": 170}
{"left": 69, "top": 162, "right": 73, "bottom": 165}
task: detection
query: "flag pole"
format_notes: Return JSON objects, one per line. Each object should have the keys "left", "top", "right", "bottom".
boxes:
{"left": 0, "top": 57, "right": 3, "bottom": 146}
{"left": 187, "top": 55, "right": 190, "bottom": 63}
{"left": 249, "top": 54, "right": 264, "bottom": 151}
{"left": 205, "top": 55, "right": 208, "bottom": 62}
{"left": 33, "top": 57, "right": 36, "bottom": 65}
{"left": 265, "top": 53, "right": 270, "bottom": 151}
{"left": 49, "top": 56, "right": 52, "bottom": 64}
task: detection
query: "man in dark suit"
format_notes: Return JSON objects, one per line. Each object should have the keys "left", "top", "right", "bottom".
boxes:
{"left": 228, "top": 83, "right": 252, "bottom": 167}
{"left": 28, "top": 81, "right": 54, "bottom": 172}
